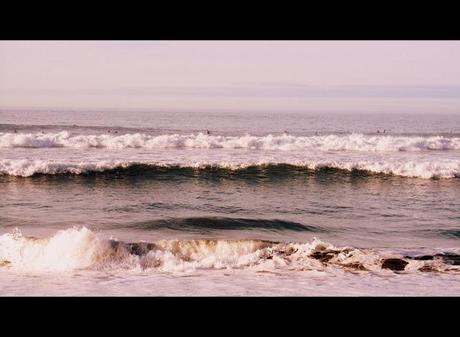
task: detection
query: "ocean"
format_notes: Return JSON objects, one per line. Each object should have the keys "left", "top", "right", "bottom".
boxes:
{"left": 1, "top": 109, "right": 459, "bottom": 295}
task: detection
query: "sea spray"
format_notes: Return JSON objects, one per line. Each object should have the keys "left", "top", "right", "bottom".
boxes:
{"left": 1, "top": 227, "right": 459, "bottom": 274}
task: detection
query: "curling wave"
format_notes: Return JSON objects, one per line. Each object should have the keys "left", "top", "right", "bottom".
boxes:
{"left": 1, "top": 159, "right": 460, "bottom": 179}
{"left": 2, "top": 131, "right": 460, "bottom": 152}
{"left": 129, "top": 217, "right": 320, "bottom": 232}
{"left": 0, "top": 227, "right": 459, "bottom": 273}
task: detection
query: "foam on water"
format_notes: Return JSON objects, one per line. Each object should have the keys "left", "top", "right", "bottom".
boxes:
{"left": 2, "top": 131, "right": 460, "bottom": 151}
{"left": 1, "top": 158, "right": 459, "bottom": 179}
{"left": 1, "top": 227, "right": 458, "bottom": 274}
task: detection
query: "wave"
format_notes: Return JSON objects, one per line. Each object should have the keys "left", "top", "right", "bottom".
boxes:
{"left": 1, "top": 227, "right": 458, "bottom": 273}
{"left": 2, "top": 131, "right": 460, "bottom": 152}
{"left": 435, "top": 229, "right": 460, "bottom": 239}
{"left": 128, "top": 217, "right": 322, "bottom": 232}
{"left": 1, "top": 159, "right": 460, "bottom": 179}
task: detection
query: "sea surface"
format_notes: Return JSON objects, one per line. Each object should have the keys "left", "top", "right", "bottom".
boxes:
{"left": 1, "top": 109, "right": 460, "bottom": 296}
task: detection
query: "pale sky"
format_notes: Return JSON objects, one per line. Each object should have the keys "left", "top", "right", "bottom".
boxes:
{"left": 1, "top": 41, "right": 460, "bottom": 113}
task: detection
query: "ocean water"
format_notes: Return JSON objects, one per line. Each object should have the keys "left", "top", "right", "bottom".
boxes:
{"left": 1, "top": 109, "right": 460, "bottom": 296}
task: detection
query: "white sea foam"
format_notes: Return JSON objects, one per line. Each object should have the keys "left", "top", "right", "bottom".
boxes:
{"left": 1, "top": 158, "right": 459, "bottom": 179}
{"left": 0, "top": 159, "right": 130, "bottom": 177}
{"left": 2, "top": 131, "right": 460, "bottom": 151}
{"left": 0, "top": 227, "right": 111, "bottom": 272}
{"left": 1, "top": 227, "right": 458, "bottom": 274}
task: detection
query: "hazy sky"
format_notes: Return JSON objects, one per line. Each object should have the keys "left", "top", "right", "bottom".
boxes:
{"left": 1, "top": 41, "right": 460, "bottom": 113}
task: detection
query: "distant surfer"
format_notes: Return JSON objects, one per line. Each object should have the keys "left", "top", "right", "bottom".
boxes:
{"left": 206, "top": 129, "right": 211, "bottom": 135}
{"left": 14, "top": 129, "right": 17, "bottom": 133}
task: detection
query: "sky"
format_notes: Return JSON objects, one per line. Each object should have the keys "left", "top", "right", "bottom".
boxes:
{"left": 1, "top": 41, "right": 460, "bottom": 113}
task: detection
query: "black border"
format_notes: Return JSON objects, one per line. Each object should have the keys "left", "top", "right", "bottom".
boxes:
{"left": 1, "top": 2, "right": 459, "bottom": 320}
{"left": 2, "top": 3, "right": 460, "bottom": 39}
{"left": 1, "top": 297, "right": 458, "bottom": 325}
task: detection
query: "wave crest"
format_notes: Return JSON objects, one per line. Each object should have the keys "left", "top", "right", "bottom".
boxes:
{"left": 1, "top": 227, "right": 459, "bottom": 274}
{"left": 2, "top": 131, "right": 460, "bottom": 152}
{"left": 1, "top": 159, "right": 460, "bottom": 179}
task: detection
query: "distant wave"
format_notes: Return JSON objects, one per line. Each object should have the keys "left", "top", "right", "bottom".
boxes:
{"left": 1, "top": 227, "right": 458, "bottom": 273}
{"left": 2, "top": 131, "right": 460, "bottom": 151}
{"left": 128, "top": 217, "right": 322, "bottom": 232}
{"left": 1, "top": 159, "right": 460, "bottom": 179}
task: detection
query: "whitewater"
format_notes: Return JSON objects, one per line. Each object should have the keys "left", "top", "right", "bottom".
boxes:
{"left": 2, "top": 131, "right": 460, "bottom": 151}
{"left": 1, "top": 226, "right": 459, "bottom": 296}
{"left": 2, "top": 226, "right": 459, "bottom": 273}
{"left": 1, "top": 131, "right": 460, "bottom": 178}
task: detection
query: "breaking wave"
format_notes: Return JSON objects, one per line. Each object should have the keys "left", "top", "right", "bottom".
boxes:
{"left": 2, "top": 131, "right": 460, "bottom": 152}
{"left": 1, "top": 159, "right": 460, "bottom": 179}
{"left": 0, "top": 227, "right": 459, "bottom": 273}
